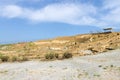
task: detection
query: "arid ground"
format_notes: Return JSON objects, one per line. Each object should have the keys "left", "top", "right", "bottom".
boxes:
{"left": 0, "top": 49, "right": 120, "bottom": 80}
{"left": 1, "top": 32, "right": 120, "bottom": 61}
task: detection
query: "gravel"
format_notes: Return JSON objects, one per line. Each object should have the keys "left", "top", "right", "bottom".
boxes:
{"left": 0, "top": 49, "right": 120, "bottom": 80}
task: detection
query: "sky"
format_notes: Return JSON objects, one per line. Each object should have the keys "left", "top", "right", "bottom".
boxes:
{"left": 0, "top": 0, "right": 120, "bottom": 44}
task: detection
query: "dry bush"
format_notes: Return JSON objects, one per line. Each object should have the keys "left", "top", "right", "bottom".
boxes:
{"left": 17, "top": 56, "right": 28, "bottom": 62}
{"left": 54, "top": 53, "right": 59, "bottom": 58}
{"left": 45, "top": 53, "right": 54, "bottom": 60}
{"left": 62, "top": 52, "right": 72, "bottom": 59}
{"left": 0, "top": 54, "right": 9, "bottom": 62}
{"left": 45, "top": 52, "right": 59, "bottom": 60}
{"left": 10, "top": 56, "right": 18, "bottom": 62}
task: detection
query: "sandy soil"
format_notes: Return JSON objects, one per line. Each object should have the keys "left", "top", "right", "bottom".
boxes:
{"left": 0, "top": 49, "right": 120, "bottom": 80}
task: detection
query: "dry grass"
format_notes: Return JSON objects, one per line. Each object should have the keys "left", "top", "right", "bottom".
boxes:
{"left": 0, "top": 32, "right": 120, "bottom": 62}
{"left": 62, "top": 52, "right": 72, "bottom": 59}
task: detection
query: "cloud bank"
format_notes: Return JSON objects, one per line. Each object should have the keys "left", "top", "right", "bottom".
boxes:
{"left": 0, "top": 0, "right": 120, "bottom": 28}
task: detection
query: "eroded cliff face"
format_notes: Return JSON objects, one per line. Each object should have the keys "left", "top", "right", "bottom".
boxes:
{"left": 34, "top": 32, "right": 120, "bottom": 55}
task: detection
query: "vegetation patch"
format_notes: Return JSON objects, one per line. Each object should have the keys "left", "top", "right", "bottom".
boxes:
{"left": 0, "top": 54, "right": 9, "bottom": 62}
{"left": 62, "top": 52, "right": 72, "bottom": 59}
{"left": 0, "top": 70, "right": 8, "bottom": 74}
{"left": 10, "top": 56, "right": 18, "bottom": 62}
{"left": 17, "top": 56, "right": 28, "bottom": 62}
{"left": 93, "top": 74, "right": 100, "bottom": 77}
{"left": 98, "top": 65, "right": 102, "bottom": 67}
{"left": 45, "top": 52, "right": 59, "bottom": 60}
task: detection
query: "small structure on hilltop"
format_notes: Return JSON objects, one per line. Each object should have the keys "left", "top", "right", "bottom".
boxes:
{"left": 103, "top": 28, "right": 113, "bottom": 33}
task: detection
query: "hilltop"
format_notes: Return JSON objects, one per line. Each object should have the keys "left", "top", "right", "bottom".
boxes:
{"left": 0, "top": 32, "right": 120, "bottom": 62}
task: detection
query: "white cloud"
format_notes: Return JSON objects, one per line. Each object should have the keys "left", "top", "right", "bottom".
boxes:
{"left": 103, "top": 8, "right": 120, "bottom": 23}
{"left": 100, "top": 0, "right": 120, "bottom": 28}
{"left": 0, "top": 3, "right": 97, "bottom": 26}
{"left": 0, "top": 0, "right": 120, "bottom": 28}
{"left": 28, "top": 4, "right": 96, "bottom": 23}
{"left": 1, "top": 5, "right": 23, "bottom": 18}
{"left": 103, "top": 0, "right": 120, "bottom": 9}
{"left": 28, "top": 3, "right": 97, "bottom": 26}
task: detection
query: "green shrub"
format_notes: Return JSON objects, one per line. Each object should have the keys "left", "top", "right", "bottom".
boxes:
{"left": 93, "top": 74, "right": 100, "bottom": 77}
{"left": 54, "top": 53, "right": 59, "bottom": 58}
{"left": 45, "top": 53, "right": 54, "bottom": 60}
{"left": 45, "top": 52, "right": 59, "bottom": 60}
{"left": 0, "top": 56, "right": 9, "bottom": 62}
{"left": 62, "top": 52, "right": 72, "bottom": 59}
{"left": 0, "top": 53, "right": 9, "bottom": 62}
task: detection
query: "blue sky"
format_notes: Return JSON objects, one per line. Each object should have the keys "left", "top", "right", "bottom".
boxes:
{"left": 0, "top": 0, "right": 120, "bottom": 44}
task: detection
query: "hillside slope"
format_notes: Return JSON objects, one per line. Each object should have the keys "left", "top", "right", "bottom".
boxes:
{"left": 0, "top": 32, "right": 120, "bottom": 61}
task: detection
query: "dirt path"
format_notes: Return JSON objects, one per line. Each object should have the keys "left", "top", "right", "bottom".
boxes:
{"left": 0, "top": 49, "right": 120, "bottom": 80}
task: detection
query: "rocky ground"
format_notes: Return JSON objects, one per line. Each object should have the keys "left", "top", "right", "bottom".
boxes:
{"left": 1, "top": 32, "right": 120, "bottom": 61}
{"left": 0, "top": 49, "right": 120, "bottom": 80}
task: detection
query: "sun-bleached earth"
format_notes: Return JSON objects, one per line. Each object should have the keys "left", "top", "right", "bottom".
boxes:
{"left": 0, "top": 49, "right": 120, "bottom": 80}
